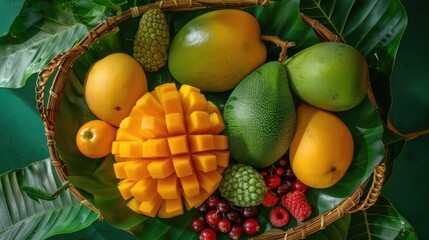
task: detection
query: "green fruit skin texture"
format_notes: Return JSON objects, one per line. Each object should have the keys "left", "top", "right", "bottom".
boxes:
{"left": 223, "top": 61, "right": 296, "bottom": 168}
{"left": 284, "top": 42, "right": 369, "bottom": 111}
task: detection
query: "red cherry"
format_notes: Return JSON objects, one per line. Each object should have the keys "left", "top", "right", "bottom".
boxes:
{"left": 191, "top": 217, "right": 205, "bottom": 233}
{"left": 200, "top": 228, "right": 217, "bottom": 240}
{"left": 265, "top": 174, "right": 281, "bottom": 189}
{"left": 275, "top": 167, "right": 284, "bottom": 175}
{"left": 242, "top": 218, "right": 260, "bottom": 235}
{"left": 205, "top": 210, "right": 222, "bottom": 225}
{"left": 291, "top": 179, "right": 308, "bottom": 193}
{"left": 206, "top": 195, "right": 220, "bottom": 208}
{"left": 228, "top": 225, "right": 243, "bottom": 240}
{"left": 217, "top": 218, "right": 231, "bottom": 233}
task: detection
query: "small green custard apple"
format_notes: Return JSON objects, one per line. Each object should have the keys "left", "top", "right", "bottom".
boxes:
{"left": 219, "top": 163, "right": 267, "bottom": 207}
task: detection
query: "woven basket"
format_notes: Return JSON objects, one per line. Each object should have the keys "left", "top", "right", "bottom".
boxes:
{"left": 35, "top": 0, "right": 386, "bottom": 239}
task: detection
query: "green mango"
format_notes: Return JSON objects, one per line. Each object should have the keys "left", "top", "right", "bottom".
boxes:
{"left": 284, "top": 42, "right": 369, "bottom": 111}
{"left": 223, "top": 61, "right": 296, "bottom": 168}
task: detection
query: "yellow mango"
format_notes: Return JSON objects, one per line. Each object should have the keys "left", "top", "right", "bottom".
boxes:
{"left": 205, "top": 101, "right": 221, "bottom": 115}
{"left": 210, "top": 150, "right": 230, "bottom": 168}
{"left": 179, "top": 85, "right": 200, "bottom": 103}
{"left": 160, "top": 90, "right": 183, "bottom": 115}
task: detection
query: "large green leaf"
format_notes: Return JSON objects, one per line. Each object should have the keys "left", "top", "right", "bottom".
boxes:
{"left": 0, "top": 0, "right": 90, "bottom": 88}
{"left": 348, "top": 196, "right": 419, "bottom": 239}
{"left": 0, "top": 158, "right": 99, "bottom": 240}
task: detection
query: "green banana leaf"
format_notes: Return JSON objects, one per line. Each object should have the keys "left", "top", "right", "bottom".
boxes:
{"left": 49, "top": 0, "right": 403, "bottom": 239}
{"left": 0, "top": 158, "right": 99, "bottom": 240}
{"left": 348, "top": 196, "right": 419, "bottom": 239}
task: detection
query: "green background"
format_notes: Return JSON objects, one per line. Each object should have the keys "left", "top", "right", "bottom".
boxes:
{"left": 0, "top": 0, "right": 428, "bottom": 239}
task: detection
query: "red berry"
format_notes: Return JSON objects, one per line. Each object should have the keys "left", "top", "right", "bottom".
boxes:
{"left": 217, "top": 218, "right": 231, "bottom": 233}
{"left": 275, "top": 167, "right": 284, "bottom": 175}
{"left": 276, "top": 182, "right": 291, "bottom": 196}
{"left": 216, "top": 199, "right": 231, "bottom": 213}
{"left": 206, "top": 195, "right": 220, "bottom": 208}
{"left": 269, "top": 206, "right": 290, "bottom": 227}
{"left": 260, "top": 169, "right": 269, "bottom": 176}
{"left": 262, "top": 190, "right": 279, "bottom": 207}
{"left": 200, "top": 228, "right": 217, "bottom": 240}
{"left": 242, "top": 206, "right": 258, "bottom": 219}
{"left": 281, "top": 191, "right": 312, "bottom": 222}
{"left": 191, "top": 217, "right": 205, "bottom": 232}
{"left": 275, "top": 158, "right": 289, "bottom": 168}
{"left": 226, "top": 209, "right": 241, "bottom": 223}
{"left": 198, "top": 202, "right": 210, "bottom": 214}
{"left": 228, "top": 225, "right": 243, "bottom": 240}
{"left": 264, "top": 174, "right": 281, "bottom": 189}
{"left": 242, "top": 218, "right": 260, "bottom": 235}
{"left": 206, "top": 210, "right": 222, "bottom": 225}
{"left": 291, "top": 179, "right": 308, "bottom": 193}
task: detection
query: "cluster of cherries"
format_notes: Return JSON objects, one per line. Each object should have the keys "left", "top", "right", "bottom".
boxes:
{"left": 191, "top": 194, "right": 261, "bottom": 240}
{"left": 261, "top": 158, "right": 307, "bottom": 195}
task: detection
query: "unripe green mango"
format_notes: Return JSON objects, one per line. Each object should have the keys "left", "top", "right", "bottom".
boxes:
{"left": 284, "top": 42, "right": 369, "bottom": 111}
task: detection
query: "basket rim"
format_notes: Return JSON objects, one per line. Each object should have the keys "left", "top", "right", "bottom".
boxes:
{"left": 35, "top": 1, "right": 386, "bottom": 239}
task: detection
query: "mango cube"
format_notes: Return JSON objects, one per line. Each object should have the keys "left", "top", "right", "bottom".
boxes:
{"left": 157, "top": 174, "right": 180, "bottom": 199}
{"left": 147, "top": 158, "right": 174, "bottom": 179}
{"left": 186, "top": 111, "right": 210, "bottom": 134}
{"left": 188, "top": 134, "right": 215, "bottom": 153}
{"left": 138, "top": 193, "right": 163, "bottom": 218}
{"left": 191, "top": 152, "right": 217, "bottom": 173}
{"left": 172, "top": 155, "right": 193, "bottom": 177}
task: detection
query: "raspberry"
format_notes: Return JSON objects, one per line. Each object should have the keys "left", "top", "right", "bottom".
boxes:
{"left": 281, "top": 191, "right": 312, "bottom": 222}
{"left": 262, "top": 190, "right": 279, "bottom": 207}
{"left": 269, "top": 206, "right": 290, "bottom": 227}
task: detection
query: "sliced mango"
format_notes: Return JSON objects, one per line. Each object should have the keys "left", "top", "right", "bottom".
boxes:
{"left": 188, "top": 134, "right": 215, "bottom": 153}
{"left": 157, "top": 198, "right": 184, "bottom": 218}
{"left": 168, "top": 135, "right": 189, "bottom": 156}
{"left": 172, "top": 155, "right": 193, "bottom": 177}
{"left": 157, "top": 174, "right": 180, "bottom": 199}
{"left": 191, "top": 152, "right": 217, "bottom": 173}
{"left": 113, "top": 84, "right": 230, "bottom": 218}
{"left": 138, "top": 193, "right": 163, "bottom": 218}
{"left": 117, "top": 179, "right": 136, "bottom": 200}
{"left": 142, "top": 138, "right": 171, "bottom": 158}
{"left": 124, "top": 160, "right": 151, "bottom": 181}
{"left": 147, "top": 158, "right": 174, "bottom": 179}
{"left": 186, "top": 111, "right": 210, "bottom": 134}
{"left": 179, "top": 173, "right": 200, "bottom": 198}
{"left": 165, "top": 112, "right": 186, "bottom": 136}
{"left": 130, "top": 178, "right": 158, "bottom": 201}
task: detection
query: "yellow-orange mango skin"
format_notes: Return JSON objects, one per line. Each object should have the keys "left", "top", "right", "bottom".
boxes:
{"left": 168, "top": 9, "right": 266, "bottom": 92}
{"left": 84, "top": 53, "right": 148, "bottom": 127}
{"left": 289, "top": 103, "right": 354, "bottom": 189}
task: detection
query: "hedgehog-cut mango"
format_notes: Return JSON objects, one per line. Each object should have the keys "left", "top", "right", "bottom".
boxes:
{"left": 111, "top": 83, "right": 229, "bottom": 218}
